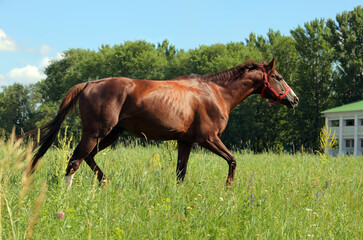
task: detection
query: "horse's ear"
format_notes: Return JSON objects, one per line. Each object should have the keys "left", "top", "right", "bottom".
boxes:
{"left": 267, "top": 57, "right": 276, "bottom": 70}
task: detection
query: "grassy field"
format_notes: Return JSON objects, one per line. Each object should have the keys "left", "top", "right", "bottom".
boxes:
{"left": 0, "top": 137, "right": 361, "bottom": 239}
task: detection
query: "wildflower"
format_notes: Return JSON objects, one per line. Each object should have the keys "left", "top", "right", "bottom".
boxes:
{"left": 186, "top": 194, "right": 189, "bottom": 198}
{"left": 86, "top": 222, "right": 91, "bottom": 227}
{"left": 187, "top": 206, "right": 192, "bottom": 210}
{"left": 315, "top": 191, "right": 322, "bottom": 204}
{"left": 325, "top": 179, "right": 331, "bottom": 188}
{"left": 249, "top": 172, "right": 255, "bottom": 182}
{"left": 250, "top": 194, "right": 256, "bottom": 205}
{"left": 306, "top": 208, "right": 312, "bottom": 212}
{"left": 112, "top": 218, "right": 115, "bottom": 221}
{"left": 56, "top": 211, "right": 65, "bottom": 219}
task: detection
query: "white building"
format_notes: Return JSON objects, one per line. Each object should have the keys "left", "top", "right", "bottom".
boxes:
{"left": 322, "top": 100, "right": 363, "bottom": 156}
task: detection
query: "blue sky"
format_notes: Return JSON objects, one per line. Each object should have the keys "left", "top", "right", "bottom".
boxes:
{"left": 0, "top": 0, "right": 361, "bottom": 86}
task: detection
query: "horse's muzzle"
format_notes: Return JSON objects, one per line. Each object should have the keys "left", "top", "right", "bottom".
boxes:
{"left": 283, "top": 95, "right": 299, "bottom": 108}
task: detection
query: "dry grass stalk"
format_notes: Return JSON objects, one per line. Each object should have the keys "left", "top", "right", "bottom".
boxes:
{"left": 25, "top": 182, "right": 47, "bottom": 240}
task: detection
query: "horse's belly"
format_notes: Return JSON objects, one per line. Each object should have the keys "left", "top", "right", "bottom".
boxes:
{"left": 120, "top": 112, "right": 190, "bottom": 140}
{"left": 121, "top": 117, "right": 188, "bottom": 140}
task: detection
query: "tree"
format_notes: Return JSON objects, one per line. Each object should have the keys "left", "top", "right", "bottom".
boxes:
{"left": 291, "top": 19, "right": 334, "bottom": 151}
{"left": 327, "top": 6, "right": 363, "bottom": 105}
{"left": 0, "top": 84, "right": 38, "bottom": 135}
{"left": 110, "top": 40, "right": 167, "bottom": 80}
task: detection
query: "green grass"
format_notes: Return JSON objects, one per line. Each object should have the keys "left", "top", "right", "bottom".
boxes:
{"left": 0, "top": 139, "right": 362, "bottom": 239}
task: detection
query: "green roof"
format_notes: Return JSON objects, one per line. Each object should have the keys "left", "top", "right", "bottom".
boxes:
{"left": 322, "top": 100, "right": 363, "bottom": 113}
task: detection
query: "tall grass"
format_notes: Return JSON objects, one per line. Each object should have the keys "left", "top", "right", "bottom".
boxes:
{"left": 0, "top": 133, "right": 361, "bottom": 239}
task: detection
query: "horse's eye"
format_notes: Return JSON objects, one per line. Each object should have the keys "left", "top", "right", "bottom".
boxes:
{"left": 275, "top": 76, "right": 282, "bottom": 81}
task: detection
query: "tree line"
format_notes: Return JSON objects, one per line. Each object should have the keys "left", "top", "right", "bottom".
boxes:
{"left": 0, "top": 6, "right": 362, "bottom": 152}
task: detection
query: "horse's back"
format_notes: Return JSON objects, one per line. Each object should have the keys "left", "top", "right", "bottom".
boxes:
{"left": 78, "top": 77, "right": 228, "bottom": 140}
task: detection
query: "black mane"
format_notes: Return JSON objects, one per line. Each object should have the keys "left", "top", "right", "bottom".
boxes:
{"left": 188, "top": 60, "right": 261, "bottom": 84}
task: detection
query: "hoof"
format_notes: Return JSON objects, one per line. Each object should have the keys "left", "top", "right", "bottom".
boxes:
{"left": 98, "top": 177, "right": 110, "bottom": 186}
{"left": 102, "top": 177, "right": 110, "bottom": 183}
{"left": 226, "top": 178, "right": 233, "bottom": 185}
{"left": 64, "top": 173, "right": 75, "bottom": 189}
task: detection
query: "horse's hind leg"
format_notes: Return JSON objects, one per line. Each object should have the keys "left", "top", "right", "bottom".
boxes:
{"left": 176, "top": 140, "right": 193, "bottom": 183}
{"left": 65, "top": 134, "right": 98, "bottom": 188}
{"left": 84, "top": 127, "right": 123, "bottom": 182}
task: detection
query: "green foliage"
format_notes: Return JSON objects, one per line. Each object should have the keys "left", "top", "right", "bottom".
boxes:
{"left": 0, "top": 84, "right": 39, "bottom": 135}
{"left": 326, "top": 6, "right": 363, "bottom": 105}
{"left": 0, "top": 6, "right": 362, "bottom": 152}
{"left": 291, "top": 19, "right": 335, "bottom": 151}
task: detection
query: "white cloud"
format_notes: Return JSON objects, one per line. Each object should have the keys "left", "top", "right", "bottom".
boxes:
{"left": 7, "top": 65, "right": 46, "bottom": 84}
{"left": 39, "top": 52, "right": 65, "bottom": 70}
{"left": 0, "top": 74, "right": 6, "bottom": 86}
{"left": 39, "top": 44, "right": 52, "bottom": 56}
{"left": 39, "top": 56, "right": 52, "bottom": 70}
{"left": 54, "top": 52, "right": 65, "bottom": 61}
{"left": 0, "top": 29, "right": 18, "bottom": 52}
{"left": 1, "top": 52, "right": 64, "bottom": 86}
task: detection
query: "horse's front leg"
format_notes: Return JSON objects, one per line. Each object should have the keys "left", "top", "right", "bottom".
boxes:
{"left": 200, "top": 136, "right": 236, "bottom": 185}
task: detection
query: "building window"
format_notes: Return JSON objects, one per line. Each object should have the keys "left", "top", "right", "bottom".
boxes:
{"left": 361, "top": 119, "right": 363, "bottom": 126}
{"left": 361, "top": 139, "right": 363, "bottom": 148}
{"left": 345, "top": 139, "right": 354, "bottom": 148}
{"left": 345, "top": 119, "right": 354, "bottom": 126}
{"left": 330, "top": 120, "right": 339, "bottom": 127}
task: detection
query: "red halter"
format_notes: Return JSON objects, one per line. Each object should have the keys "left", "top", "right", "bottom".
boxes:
{"left": 260, "top": 66, "right": 291, "bottom": 106}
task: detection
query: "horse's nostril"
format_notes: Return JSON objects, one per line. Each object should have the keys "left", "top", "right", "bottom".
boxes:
{"left": 294, "top": 96, "right": 299, "bottom": 103}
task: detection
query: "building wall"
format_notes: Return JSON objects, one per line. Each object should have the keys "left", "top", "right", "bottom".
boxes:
{"left": 324, "top": 111, "right": 363, "bottom": 156}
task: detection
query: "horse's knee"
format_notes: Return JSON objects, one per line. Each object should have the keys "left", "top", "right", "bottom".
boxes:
{"left": 65, "top": 160, "right": 82, "bottom": 189}
{"left": 66, "top": 159, "right": 81, "bottom": 175}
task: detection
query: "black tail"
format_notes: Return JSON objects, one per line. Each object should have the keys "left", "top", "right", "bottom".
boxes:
{"left": 24, "top": 82, "right": 89, "bottom": 173}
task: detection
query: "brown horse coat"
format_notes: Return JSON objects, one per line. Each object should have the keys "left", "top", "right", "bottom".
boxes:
{"left": 28, "top": 58, "right": 298, "bottom": 187}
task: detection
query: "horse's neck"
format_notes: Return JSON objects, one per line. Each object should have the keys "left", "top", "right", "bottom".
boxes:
{"left": 218, "top": 76, "right": 257, "bottom": 111}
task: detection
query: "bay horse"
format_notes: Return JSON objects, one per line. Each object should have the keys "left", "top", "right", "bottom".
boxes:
{"left": 27, "top": 58, "right": 298, "bottom": 187}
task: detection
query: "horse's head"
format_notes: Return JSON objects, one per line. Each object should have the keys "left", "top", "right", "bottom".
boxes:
{"left": 259, "top": 57, "right": 299, "bottom": 108}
